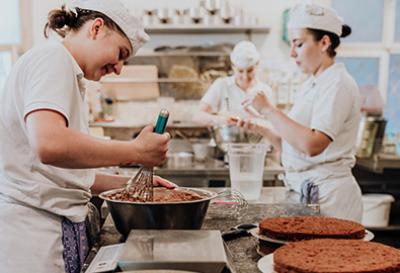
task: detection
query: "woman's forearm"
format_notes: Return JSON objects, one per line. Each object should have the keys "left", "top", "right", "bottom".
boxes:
{"left": 193, "top": 110, "right": 227, "bottom": 126}
{"left": 267, "top": 109, "right": 330, "bottom": 156}
{"left": 259, "top": 127, "right": 282, "bottom": 152}
{"left": 32, "top": 125, "right": 139, "bottom": 168}
{"left": 91, "top": 172, "right": 129, "bottom": 195}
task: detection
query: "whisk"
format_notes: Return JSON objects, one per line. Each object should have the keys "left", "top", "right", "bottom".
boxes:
{"left": 126, "top": 109, "right": 169, "bottom": 202}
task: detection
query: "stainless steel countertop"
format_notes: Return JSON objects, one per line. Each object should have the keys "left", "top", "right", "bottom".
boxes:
{"left": 117, "top": 159, "right": 284, "bottom": 178}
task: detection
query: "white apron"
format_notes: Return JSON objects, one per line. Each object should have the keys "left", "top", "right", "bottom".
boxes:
{"left": 284, "top": 175, "right": 363, "bottom": 222}
{"left": 281, "top": 63, "right": 363, "bottom": 222}
{"left": 0, "top": 41, "right": 95, "bottom": 273}
{"left": 0, "top": 195, "right": 65, "bottom": 273}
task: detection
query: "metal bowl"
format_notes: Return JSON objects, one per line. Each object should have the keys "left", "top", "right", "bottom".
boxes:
{"left": 99, "top": 188, "right": 218, "bottom": 238}
{"left": 210, "top": 125, "right": 263, "bottom": 153}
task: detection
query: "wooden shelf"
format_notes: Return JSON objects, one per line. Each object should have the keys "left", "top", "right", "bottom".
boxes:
{"left": 144, "top": 25, "right": 271, "bottom": 35}
{"left": 100, "top": 78, "right": 203, "bottom": 84}
{"left": 136, "top": 51, "right": 230, "bottom": 57}
{"left": 356, "top": 153, "right": 400, "bottom": 173}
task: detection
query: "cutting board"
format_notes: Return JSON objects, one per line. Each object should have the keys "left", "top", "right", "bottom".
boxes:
{"left": 101, "top": 65, "right": 160, "bottom": 101}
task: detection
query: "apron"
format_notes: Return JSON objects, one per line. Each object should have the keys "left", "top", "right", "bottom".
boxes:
{"left": 0, "top": 194, "right": 95, "bottom": 273}
{"left": 284, "top": 175, "right": 363, "bottom": 222}
{"left": 0, "top": 196, "right": 65, "bottom": 273}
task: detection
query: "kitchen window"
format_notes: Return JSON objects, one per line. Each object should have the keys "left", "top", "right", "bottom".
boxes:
{"left": 0, "top": 0, "right": 32, "bottom": 89}
{"left": 334, "top": 0, "right": 400, "bottom": 136}
{"left": 332, "top": 0, "right": 384, "bottom": 43}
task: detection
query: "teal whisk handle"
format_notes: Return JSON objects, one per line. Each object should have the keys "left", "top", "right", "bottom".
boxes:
{"left": 153, "top": 109, "right": 169, "bottom": 134}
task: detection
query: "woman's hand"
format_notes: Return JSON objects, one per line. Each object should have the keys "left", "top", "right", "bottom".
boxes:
{"left": 153, "top": 175, "right": 177, "bottom": 189}
{"left": 253, "top": 91, "right": 273, "bottom": 111}
{"left": 242, "top": 91, "right": 276, "bottom": 116}
{"left": 237, "top": 118, "right": 265, "bottom": 135}
{"left": 131, "top": 125, "right": 170, "bottom": 167}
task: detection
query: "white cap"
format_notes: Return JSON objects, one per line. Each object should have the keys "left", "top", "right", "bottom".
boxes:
{"left": 70, "top": 0, "right": 149, "bottom": 55}
{"left": 288, "top": 2, "right": 344, "bottom": 37}
{"left": 230, "top": 41, "right": 260, "bottom": 69}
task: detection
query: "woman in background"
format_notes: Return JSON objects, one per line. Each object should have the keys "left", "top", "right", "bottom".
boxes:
{"left": 241, "top": 2, "right": 363, "bottom": 222}
{"left": 195, "top": 40, "right": 275, "bottom": 126}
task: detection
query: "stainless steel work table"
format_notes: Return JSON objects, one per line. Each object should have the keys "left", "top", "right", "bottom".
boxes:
{"left": 84, "top": 187, "right": 316, "bottom": 273}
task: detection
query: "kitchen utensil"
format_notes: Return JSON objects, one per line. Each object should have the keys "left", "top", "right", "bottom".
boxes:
{"left": 156, "top": 8, "right": 171, "bottom": 24}
{"left": 125, "top": 168, "right": 154, "bottom": 202}
{"left": 203, "top": 0, "right": 221, "bottom": 15}
{"left": 219, "top": 1, "right": 233, "bottom": 24}
{"left": 188, "top": 8, "right": 204, "bottom": 24}
{"left": 173, "top": 9, "right": 188, "bottom": 24}
{"left": 143, "top": 9, "right": 156, "bottom": 26}
{"left": 125, "top": 269, "right": 198, "bottom": 273}
{"left": 257, "top": 254, "right": 274, "bottom": 273}
{"left": 126, "top": 109, "right": 169, "bottom": 202}
{"left": 228, "top": 143, "right": 267, "bottom": 200}
{"left": 210, "top": 125, "right": 263, "bottom": 153}
{"left": 99, "top": 188, "right": 247, "bottom": 238}
{"left": 221, "top": 223, "right": 257, "bottom": 241}
{"left": 118, "top": 230, "right": 227, "bottom": 273}
{"left": 249, "top": 227, "right": 375, "bottom": 244}
{"left": 167, "top": 152, "right": 194, "bottom": 168}
{"left": 355, "top": 115, "right": 386, "bottom": 158}
{"left": 206, "top": 189, "right": 248, "bottom": 220}
{"left": 233, "top": 8, "right": 245, "bottom": 26}
{"left": 192, "top": 142, "right": 210, "bottom": 162}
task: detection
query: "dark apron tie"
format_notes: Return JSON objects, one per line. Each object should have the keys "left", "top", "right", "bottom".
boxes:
{"left": 300, "top": 179, "right": 319, "bottom": 205}
{"left": 61, "top": 217, "right": 89, "bottom": 273}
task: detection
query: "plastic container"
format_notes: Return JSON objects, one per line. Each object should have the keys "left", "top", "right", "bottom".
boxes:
{"left": 362, "top": 194, "right": 395, "bottom": 227}
{"left": 228, "top": 143, "right": 267, "bottom": 201}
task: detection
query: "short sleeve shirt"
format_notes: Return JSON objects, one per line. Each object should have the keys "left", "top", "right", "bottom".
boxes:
{"left": 0, "top": 41, "right": 95, "bottom": 222}
{"left": 201, "top": 76, "right": 275, "bottom": 118}
{"left": 282, "top": 63, "right": 361, "bottom": 189}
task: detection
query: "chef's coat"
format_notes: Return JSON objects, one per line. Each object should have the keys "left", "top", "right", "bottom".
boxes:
{"left": 0, "top": 41, "right": 95, "bottom": 273}
{"left": 201, "top": 75, "right": 275, "bottom": 118}
{"left": 281, "top": 63, "right": 363, "bottom": 221}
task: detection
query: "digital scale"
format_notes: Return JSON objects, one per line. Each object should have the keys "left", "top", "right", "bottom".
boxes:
{"left": 86, "top": 230, "right": 233, "bottom": 273}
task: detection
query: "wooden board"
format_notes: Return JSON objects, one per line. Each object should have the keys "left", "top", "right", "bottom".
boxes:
{"left": 101, "top": 65, "right": 160, "bottom": 101}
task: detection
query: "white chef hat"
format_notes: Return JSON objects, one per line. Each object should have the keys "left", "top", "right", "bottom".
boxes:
{"left": 69, "top": 0, "right": 149, "bottom": 55}
{"left": 288, "top": 1, "right": 344, "bottom": 37}
{"left": 230, "top": 41, "right": 260, "bottom": 69}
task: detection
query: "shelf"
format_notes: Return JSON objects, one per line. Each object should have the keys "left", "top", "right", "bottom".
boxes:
{"left": 367, "top": 225, "right": 400, "bottom": 232}
{"left": 90, "top": 121, "right": 208, "bottom": 129}
{"left": 144, "top": 25, "right": 271, "bottom": 34}
{"left": 136, "top": 51, "right": 230, "bottom": 57}
{"left": 100, "top": 78, "right": 203, "bottom": 84}
{"left": 356, "top": 153, "right": 400, "bottom": 173}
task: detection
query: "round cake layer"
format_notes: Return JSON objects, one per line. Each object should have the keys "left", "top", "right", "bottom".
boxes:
{"left": 273, "top": 239, "right": 400, "bottom": 273}
{"left": 259, "top": 216, "right": 365, "bottom": 241}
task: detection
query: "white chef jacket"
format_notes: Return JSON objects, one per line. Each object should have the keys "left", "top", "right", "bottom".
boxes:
{"left": 0, "top": 41, "right": 95, "bottom": 273}
{"left": 281, "top": 63, "right": 363, "bottom": 221}
{"left": 201, "top": 75, "right": 275, "bottom": 118}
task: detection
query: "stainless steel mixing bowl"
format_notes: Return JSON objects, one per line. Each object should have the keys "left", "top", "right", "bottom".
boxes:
{"left": 99, "top": 188, "right": 218, "bottom": 238}
{"left": 210, "top": 125, "right": 263, "bottom": 153}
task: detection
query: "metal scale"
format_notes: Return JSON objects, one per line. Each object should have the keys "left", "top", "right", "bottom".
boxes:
{"left": 86, "top": 230, "right": 232, "bottom": 273}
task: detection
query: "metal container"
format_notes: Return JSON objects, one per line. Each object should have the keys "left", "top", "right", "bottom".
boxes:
{"left": 355, "top": 115, "right": 387, "bottom": 158}
{"left": 167, "top": 152, "right": 194, "bottom": 168}
{"left": 99, "top": 188, "right": 218, "bottom": 238}
{"left": 156, "top": 8, "right": 171, "bottom": 24}
{"left": 188, "top": 8, "right": 204, "bottom": 24}
{"left": 210, "top": 125, "right": 263, "bottom": 153}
